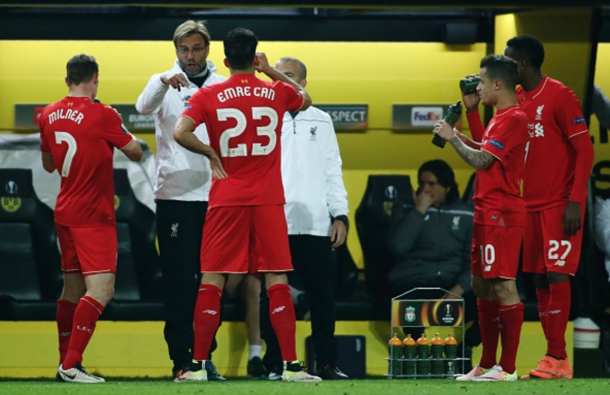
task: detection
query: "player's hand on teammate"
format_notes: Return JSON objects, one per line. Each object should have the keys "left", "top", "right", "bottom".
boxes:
{"left": 254, "top": 52, "right": 272, "bottom": 74}
{"left": 161, "top": 72, "right": 190, "bottom": 92}
{"left": 432, "top": 120, "right": 456, "bottom": 142}
{"left": 208, "top": 152, "right": 228, "bottom": 180}
{"left": 563, "top": 201, "right": 582, "bottom": 237}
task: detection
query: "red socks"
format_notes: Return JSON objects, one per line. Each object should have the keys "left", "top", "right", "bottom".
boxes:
{"left": 536, "top": 287, "right": 551, "bottom": 339}
{"left": 268, "top": 284, "right": 297, "bottom": 362}
{"left": 498, "top": 302, "right": 524, "bottom": 374}
{"left": 56, "top": 299, "right": 77, "bottom": 365}
{"left": 62, "top": 296, "right": 104, "bottom": 369}
{"left": 477, "top": 299, "right": 500, "bottom": 369}
{"left": 193, "top": 284, "right": 222, "bottom": 361}
{"left": 546, "top": 281, "right": 571, "bottom": 359}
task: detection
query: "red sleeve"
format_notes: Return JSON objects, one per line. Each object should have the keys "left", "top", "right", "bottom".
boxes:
{"left": 181, "top": 89, "right": 208, "bottom": 128}
{"left": 466, "top": 109, "right": 485, "bottom": 143}
{"left": 556, "top": 86, "right": 589, "bottom": 138}
{"left": 101, "top": 106, "right": 135, "bottom": 150}
{"left": 481, "top": 113, "right": 528, "bottom": 162}
{"left": 568, "top": 132, "right": 594, "bottom": 203}
{"left": 274, "top": 81, "right": 304, "bottom": 112}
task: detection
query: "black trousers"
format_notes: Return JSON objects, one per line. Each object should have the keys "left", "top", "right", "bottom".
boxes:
{"left": 260, "top": 235, "right": 338, "bottom": 371}
{"left": 156, "top": 199, "right": 217, "bottom": 372}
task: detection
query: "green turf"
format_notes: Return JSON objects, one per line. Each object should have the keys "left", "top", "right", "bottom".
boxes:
{"left": 0, "top": 379, "right": 609, "bottom": 395}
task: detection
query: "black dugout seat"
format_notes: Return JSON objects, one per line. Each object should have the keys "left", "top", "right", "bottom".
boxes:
{"left": 0, "top": 169, "right": 61, "bottom": 320}
{"left": 105, "top": 169, "right": 162, "bottom": 319}
{"left": 355, "top": 175, "right": 413, "bottom": 303}
{"left": 462, "top": 172, "right": 476, "bottom": 206}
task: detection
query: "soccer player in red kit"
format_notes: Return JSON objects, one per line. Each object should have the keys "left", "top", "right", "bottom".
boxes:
{"left": 505, "top": 35, "right": 595, "bottom": 380}
{"left": 39, "top": 54, "right": 142, "bottom": 383}
{"left": 172, "top": 28, "right": 321, "bottom": 383}
{"left": 434, "top": 55, "right": 528, "bottom": 381}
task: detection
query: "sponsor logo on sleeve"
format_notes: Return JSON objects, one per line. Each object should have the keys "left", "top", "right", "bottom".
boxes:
{"left": 489, "top": 139, "right": 505, "bottom": 150}
{"left": 571, "top": 117, "right": 585, "bottom": 125}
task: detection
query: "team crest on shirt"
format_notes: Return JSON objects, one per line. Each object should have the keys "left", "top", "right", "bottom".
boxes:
{"left": 452, "top": 216, "right": 460, "bottom": 230}
{"left": 535, "top": 105, "right": 544, "bottom": 121}
{"left": 1, "top": 196, "right": 21, "bottom": 213}
{"left": 114, "top": 195, "right": 120, "bottom": 210}
{"left": 171, "top": 223, "right": 179, "bottom": 238}
{"left": 310, "top": 126, "right": 317, "bottom": 141}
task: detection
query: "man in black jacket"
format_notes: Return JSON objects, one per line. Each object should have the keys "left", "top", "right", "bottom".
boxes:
{"left": 387, "top": 159, "right": 479, "bottom": 369}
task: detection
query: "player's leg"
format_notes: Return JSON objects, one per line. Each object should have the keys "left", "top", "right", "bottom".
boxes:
{"left": 530, "top": 204, "right": 583, "bottom": 379}
{"left": 243, "top": 275, "right": 265, "bottom": 377}
{"left": 523, "top": 211, "right": 551, "bottom": 341}
{"left": 255, "top": 205, "right": 321, "bottom": 382}
{"left": 259, "top": 276, "right": 283, "bottom": 380}
{"left": 55, "top": 224, "right": 84, "bottom": 368}
{"left": 458, "top": 224, "right": 500, "bottom": 381}
{"left": 474, "top": 226, "right": 524, "bottom": 381}
{"left": 176, "top": 206, "right": 247, "bottom": 382}
{"left": 58, "top": 226, "right": 117, "bottom": 384}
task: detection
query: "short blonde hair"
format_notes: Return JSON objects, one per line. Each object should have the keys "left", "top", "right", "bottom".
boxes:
{"left": 173, "top": 20, "right": 210, "bottom": 47}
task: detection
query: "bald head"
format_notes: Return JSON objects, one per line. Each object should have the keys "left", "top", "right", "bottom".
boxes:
{"left": 275, "top": 57, "right": 307, "bottom": 86}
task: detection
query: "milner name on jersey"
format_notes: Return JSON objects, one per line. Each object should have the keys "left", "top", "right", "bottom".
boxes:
{"left": 48, "top": 108, "right": 85, "bottom": 125}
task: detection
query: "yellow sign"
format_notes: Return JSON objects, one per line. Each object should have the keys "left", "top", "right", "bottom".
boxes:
{"left": 114, "top": 195, "right": 120, "bottom": 210}
{"left": 1, "top": 196, "right": 22, "bottom": 213}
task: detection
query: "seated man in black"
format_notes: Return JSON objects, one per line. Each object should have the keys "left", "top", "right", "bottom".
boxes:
{"left": 387, "top": 159, "right": 479, "bottom": 370}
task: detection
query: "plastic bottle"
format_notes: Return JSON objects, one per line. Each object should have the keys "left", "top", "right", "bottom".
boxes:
{"left": 388, "top": 333, "right": 403, "bottom": 378}
{"left": 432, "top": 100, "right": 462, "bottom": 148}
{"left": 402, "top": 334, "right": 416, "bottom": 378}
{"left": 444, "top": 333, "right": 458, "bottom": 377}
{"left": 430, "top": 333, "right": 445, "bottom": 376}
{"left": 459, "top": 76, "right": 481, "bottom": 95}
{"left": 416, "top": 333, "right": 431, "bottom": 377}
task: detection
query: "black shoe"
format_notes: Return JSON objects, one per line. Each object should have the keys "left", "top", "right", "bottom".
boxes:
{"left": 247, "top": 356, "right": 267, "bottom": 379}
{"left": 205, "top": 360, "right": 227, "bottom": 381}
{"left": 317, "top": 365, "right": 349, "bottom": 380}
{"left": 267, "top": 366, "right": 283, "bottom": 381}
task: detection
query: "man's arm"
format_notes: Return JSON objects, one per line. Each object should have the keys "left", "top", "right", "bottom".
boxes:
{"left": 120, "top": 139, "right": 143, "bottom": 162}
{"left": 41, "top": 153, "right": 56, "bottom": 173}
{"left": 448, "top": 136, "right": 495, "bottom": 170}
{"left": 254, "top": 52, "right": 311, "bottom": 111}
{"left": 135, "top": 73, "right": 172, "bottom": 114}
{"left": 173, "top": 116, "right": 228, "bottom": 179}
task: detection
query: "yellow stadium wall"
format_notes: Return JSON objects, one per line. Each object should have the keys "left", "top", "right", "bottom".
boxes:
{"left": 0, "top": 8, "right": 603, "bottom": 270}
{"left": 0, "top": 321, "right": 571, "bottom": 378}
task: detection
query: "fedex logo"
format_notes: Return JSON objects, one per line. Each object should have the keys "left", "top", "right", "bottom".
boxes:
{"left": 411, "top": 107, "right": 442, "bottom": 126}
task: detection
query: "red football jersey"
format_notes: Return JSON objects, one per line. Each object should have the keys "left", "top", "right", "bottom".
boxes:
{"left": 39, "top": 96, "right": 134, "bottom": 227}
{"left": 181, "top": 74, "right": 304, "bottom": 208}
{"left": 473, "top": 105, "right": 528, "bottom": 226}
{"left": 516, "top": 76, "right": 590, "bottom": 211}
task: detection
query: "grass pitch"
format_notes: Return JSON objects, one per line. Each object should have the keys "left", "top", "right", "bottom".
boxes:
{"left": 1, "top": 378, "right": 609, "bottom": 395}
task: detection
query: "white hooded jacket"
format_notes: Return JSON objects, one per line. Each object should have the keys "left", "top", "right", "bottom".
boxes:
{"left": 281, "top": 106, "right": 348, "bottom": 236}
{"left": 135, "top": 60, "right": 227, "bottom": 201}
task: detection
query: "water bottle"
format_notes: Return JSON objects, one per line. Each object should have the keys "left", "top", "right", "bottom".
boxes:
{"left": 432, "top": 100, "right": 462, "bottom": 148}
{"left": 416, "top": 333, "right": 431, "bottom": 377}
{"left": 388, "top": 333, "right": 403, "bottom": 377}
{"left": 402, "top": 334, "right": 416, "bottom": 377}
{"left": 460, "top": 76, "right": 481, "bottom": 95}
{"left": 431, "top": 333, "right": 445, "bottom": 377}
{"left": 444, "top": 333, "right": 458, "bottom": 377}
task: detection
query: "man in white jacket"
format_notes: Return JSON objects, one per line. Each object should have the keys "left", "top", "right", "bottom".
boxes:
{"left": 260, "top": 57, "right": 350, "bottom": 380}
{"left": 135, "top": 20, "right": 263, "bottom": 381}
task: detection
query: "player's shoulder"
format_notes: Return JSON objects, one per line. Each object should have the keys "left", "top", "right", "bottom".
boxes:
{"left": 307, "top": 106, "right": 332, "bottom": 122}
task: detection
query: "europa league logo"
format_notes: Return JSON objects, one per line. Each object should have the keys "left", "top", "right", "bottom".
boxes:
{"left": 445, "top": 304, "right": 453, "bottom": 315}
